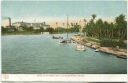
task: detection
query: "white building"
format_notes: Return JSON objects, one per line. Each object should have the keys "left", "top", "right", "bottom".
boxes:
{"left": 12, "top": 22, "right": 50, "bottom": 30}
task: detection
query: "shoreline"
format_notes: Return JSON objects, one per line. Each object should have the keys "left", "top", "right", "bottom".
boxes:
{"left": 71, "top": 35, "right": 127, "bottom": 59}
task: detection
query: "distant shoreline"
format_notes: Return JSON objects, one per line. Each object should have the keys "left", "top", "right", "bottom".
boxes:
{"left": 1, "top": 31, "right": 77, "bottom": 36}
{"left": 1, "top": 32, "right": 59, "bottom": 35}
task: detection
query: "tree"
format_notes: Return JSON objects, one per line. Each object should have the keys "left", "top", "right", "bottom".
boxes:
{"left": 40, "top": 27, "right": 44, "bottom": 32}
{"left": 84, "top": 14, "right": 127, "bottom": 48}
{"left": 115, "top": 14, "right": 127, "bottom": 39}
{"left": 92, "top": 14, "right": 96, "bottom": 20}
{"left": 83, "top": 18, "right": 86, "bottom": 23}
{"left": 45, "top": 27, "right": 54, "bottom": 33}
{"left": 95, "top": 19, "right": 104, "bottom": 38}
{"left": 28, "top": 26, "right": 33, "bottom": 31}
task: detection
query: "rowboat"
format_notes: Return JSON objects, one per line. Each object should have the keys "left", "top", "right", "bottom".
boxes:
{"left": 76, "top": 44, "right": 86, "bottom": 51}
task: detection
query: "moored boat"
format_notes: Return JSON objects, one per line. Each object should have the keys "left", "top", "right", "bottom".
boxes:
{"left": 60, "top": 40, "right": 67, "bottom": 43}
{"left": 94, "top": 49, "right": 99, "bottom": 52}
{"left": 76, "top": 44, "right": 86, "bottom": 51}
{"left": 52, "top": 36, "right": 63, "bottom": 39}
{"left": 60, "top": 39, "right": 71, "bottom": 44}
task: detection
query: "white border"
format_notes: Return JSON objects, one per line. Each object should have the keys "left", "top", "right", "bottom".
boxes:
{"left": 1, "top": 74, "right": 127, "bottom": 82}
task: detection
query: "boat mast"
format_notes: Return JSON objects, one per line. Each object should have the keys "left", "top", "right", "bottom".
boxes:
{"left": 67, "top": 15, "right": 69, "bottom": 39}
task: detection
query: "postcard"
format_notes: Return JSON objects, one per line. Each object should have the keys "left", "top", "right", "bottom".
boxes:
{"left": 1, "top": 0, "right": 127, "bottom": 82}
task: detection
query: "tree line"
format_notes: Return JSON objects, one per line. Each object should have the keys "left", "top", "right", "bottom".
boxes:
{"left": 2, "top": 14, "right": 127, "bottom": 40}
{"left": 83, "top": 14, "right": 127, "bottom": 40}
{"left": 82, "top": 14, "right": 127, "bottom": 48}
{"left": 1, "top": 23, "right": 80, "bottom": 34}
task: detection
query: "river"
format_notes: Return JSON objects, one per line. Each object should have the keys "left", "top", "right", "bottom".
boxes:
{"left": 2, "top": 34, "right": 127, "bottom": 74}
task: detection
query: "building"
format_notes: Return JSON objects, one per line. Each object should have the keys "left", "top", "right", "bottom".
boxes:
{"left": 12, "top": 21, "right": 27, "bottom": 27}
{"left": 28, "top": 22, "right": 50, "bottom": 30}
{"left": 12, "top": 21, "right": 50, "bottom": 31}
{"left": 12, "top": 21, "right": 28, "bottom": 31}
{"left": 1, "top": 17, "right": 11, "bottom": 27}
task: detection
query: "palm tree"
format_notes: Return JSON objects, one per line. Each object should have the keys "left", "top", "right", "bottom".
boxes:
{"left": 82, "top": 18, "right": 87, "bottom": 36}
{"left": 92, "top": 14, "right": 96, "bottom": 20}
{"left": 115, "top": 14, "right": 126, "bottom": 39}
{"left": 56, "top": 22, "right": 59, "bottom": 33}
{"left": 83, "top": 18, "right": 87, "bottom": 24}
{"left": 56, "top": 22, "right": 58, "bottom": 27}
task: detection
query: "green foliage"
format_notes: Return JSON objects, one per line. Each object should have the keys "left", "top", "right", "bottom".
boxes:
{"left": 1, "top": 26, "right": 17, "bottom": 34}
{"left": 45, "top": 27, "right": 54, "bottom": 33}
{"left": 69, "top": 25, "right": 80, "bottom": 32}
{"left": 100, "top": 38, "right": 126, "bottom": 48}
{"left": 25, "top": 26, "right": 33, "bottom": 31}
{"left": 53, "top": 27, "right": 66, "bottom": 33}
{"left": 84, "top": 14, "right": 127, "bottom": 40}
{"left": 86, "top": 37, "right": 100, "bottom": 43}
{"left": 83, "top": 14, "right": 127, "bottom": 48}
{"left": 52, "top": 24, "right": 81, "bottom": 33}
{"left": 40, "top": 27, "right": 44, "bottom": 32}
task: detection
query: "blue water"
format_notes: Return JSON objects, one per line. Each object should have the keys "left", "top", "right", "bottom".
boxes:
{"left": 2, "top": 34, "right": 127, "bottom": 74}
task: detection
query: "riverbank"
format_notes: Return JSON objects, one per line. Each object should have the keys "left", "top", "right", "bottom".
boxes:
{"left": 71, "top": 35, "right": 127, "bottom": 59}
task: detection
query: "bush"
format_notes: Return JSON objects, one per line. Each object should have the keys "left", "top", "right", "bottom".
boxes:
{"left": 100, "top": 38, "right": 126, "bottom": 48}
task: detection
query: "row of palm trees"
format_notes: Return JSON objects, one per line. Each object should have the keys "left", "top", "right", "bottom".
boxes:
{"left": 82, "top": 14, "right": 127, "bottom": 40}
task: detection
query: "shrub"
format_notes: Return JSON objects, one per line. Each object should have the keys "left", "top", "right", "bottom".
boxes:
{"left": 100, "top": 38, "right": 126, "bottom": 48}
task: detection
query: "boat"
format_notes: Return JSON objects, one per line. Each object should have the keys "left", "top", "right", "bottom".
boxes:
{"left": 52, "top": 36, "right": 63, "bottom": 39}
{"left": 95, "top": 49, "right": 99, "bottom": 52}
{"left": 59, "top": 36, "right": 63, "bottom": 39}
{"left": 52, "top": 36, "right": 60, "bottom": 39}
{"left": 76, "top": 44, "right": 86, "bottom": 51}
{"left": 60, "top": 40, "right": 67, "bottom": 43}
{"left": 60, "top": 16, "right": 71, "bottom": 44}
{"left": 60, "top": 39, "right": 71, "bottom": 44}
{"left": 52, "top": 21, "right": 63, "bottom": 40}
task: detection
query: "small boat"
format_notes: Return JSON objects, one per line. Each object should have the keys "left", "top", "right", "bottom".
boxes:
{"left": 52, "top": 36, "right": 60, "bottom": 39}
{"left": 95, "top": 49, "right": 99, "bottom": 52}
{"left": 60, "top": 39, "right": 71, "bottom": 44}
{"left": 76, "top": 44, "right": 86, "bottom": 51}
{"left": 52, "top": 36, "right": 63, "bottom": 39}
{"left": 60, "top": 40, "right": 67, "bottom": 43}
{"left": 59, "top": 36, "right": 63, "bottom": 39}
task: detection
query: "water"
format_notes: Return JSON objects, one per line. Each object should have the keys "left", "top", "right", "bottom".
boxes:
{"left": 2, "top": 34, "right": 127, "bottom": 74}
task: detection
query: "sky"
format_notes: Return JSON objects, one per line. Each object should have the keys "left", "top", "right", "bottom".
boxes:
{"left": 1, "top": 1, "right": 127, "bottom": 23}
